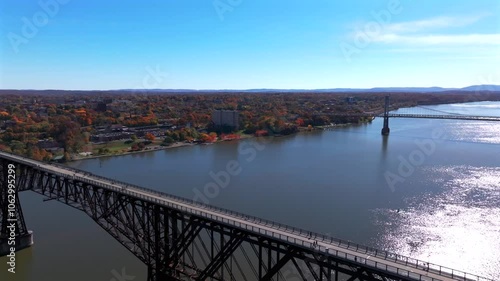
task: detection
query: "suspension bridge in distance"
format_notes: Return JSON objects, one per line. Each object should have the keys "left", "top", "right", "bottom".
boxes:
{"left": 0, "top": 151, "right": 495, "bottom": 281}
{"left": 318, "top": 96, "right": 500, "bottom": 135}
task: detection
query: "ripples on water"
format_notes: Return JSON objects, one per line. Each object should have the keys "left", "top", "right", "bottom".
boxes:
{"left": 373, "top": 166, "right": 500, "bottom": 279}
{"left": 453, "top": 122, "right": 500, "bottom": 144}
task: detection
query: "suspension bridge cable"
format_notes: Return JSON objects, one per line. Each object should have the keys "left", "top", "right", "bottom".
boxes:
{"left": 414, "top": 105, "right": 466, "bottom": 116}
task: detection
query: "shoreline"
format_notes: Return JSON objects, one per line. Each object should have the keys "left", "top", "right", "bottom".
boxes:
{"left": 68, "top": 122, "right": 364, "bottom": 162}
{"left": 70, "top": 142, "right": 196, "bottom": 162}
{"left": 70, "top": 134, "right": 257, "bottom": 162}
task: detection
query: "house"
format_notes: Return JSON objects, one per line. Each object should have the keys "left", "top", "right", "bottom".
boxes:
{"left": 37, "top": 139, "right": 61, "bottom": 150}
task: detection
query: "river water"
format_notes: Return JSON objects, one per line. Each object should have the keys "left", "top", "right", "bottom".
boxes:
{"left": 1, "top": 101, "right": 499, "bottom": 280}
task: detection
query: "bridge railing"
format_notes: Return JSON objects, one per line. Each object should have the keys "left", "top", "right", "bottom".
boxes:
{"left": 0, "top": 151, "right": 493, "bottom": 281}
{"left": 104, "top": 185, "right": 490, "bottom": 281}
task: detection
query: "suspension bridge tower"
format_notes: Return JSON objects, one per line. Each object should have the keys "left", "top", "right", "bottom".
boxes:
{"left": 381, "top": 95, "right": 390, "bottom": 135}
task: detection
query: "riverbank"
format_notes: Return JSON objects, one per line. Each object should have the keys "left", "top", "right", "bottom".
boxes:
{"left": 70, "top": 142, "right": 195, "bottom": 161}
{"left": 69, "top": 119, "right": 377, "bottom": 162}
{"left": 70, "top": 133, "right": 257, "bottom": 162}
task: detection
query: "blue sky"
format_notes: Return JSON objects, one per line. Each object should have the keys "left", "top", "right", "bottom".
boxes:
{"left": 1, "top": 0, "right": 499, "bottom": 90}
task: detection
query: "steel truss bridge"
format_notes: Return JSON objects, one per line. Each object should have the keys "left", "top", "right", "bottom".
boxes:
{"left": 0, "top": 151, "right": 494, "bottom": 281}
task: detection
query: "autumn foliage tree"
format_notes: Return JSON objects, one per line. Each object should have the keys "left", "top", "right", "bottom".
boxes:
{"left": 295, "top": 118, "right": 305, "bottom": 127}
{"left": 199, "top": 132, "right": 217, "bottom": 143}
{"left": 145, "top": 132, "right": 156, "bottom": 141}
{"left": 255, "top": 130, "right": 268, "bottom": 137}
{"left": 47, "top": 116, "right": 85, "bottom": 153}
{"left": 220, "top": 134, "right": 240, "bottom": 141}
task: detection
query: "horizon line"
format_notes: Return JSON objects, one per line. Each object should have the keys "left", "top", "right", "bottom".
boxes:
{"left": 1, "top": 84, "right": 500, "bottom": 92}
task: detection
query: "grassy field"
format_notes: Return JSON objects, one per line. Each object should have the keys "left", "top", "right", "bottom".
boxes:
{"left": 81, "top": 139, "right": 164, "bottom": 155}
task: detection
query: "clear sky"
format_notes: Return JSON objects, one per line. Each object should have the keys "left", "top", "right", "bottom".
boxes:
{"left": 1, "top": 0, "right": 499, "bottom": 90}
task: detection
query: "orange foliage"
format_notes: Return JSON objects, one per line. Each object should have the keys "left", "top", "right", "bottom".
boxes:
{"left": 11, "top": 116, "right": 23, "bottom": 123}
{"left": 200, "top": 132, "right": 217, "bottom": 143}
{"left": 295, "top": 118, "right": 305, "bottom": 126}
{"left": 30, "top": 147, "right": 50, "bottom": 161}
{"left": 220, "top": 134, "right": 240, "bottom": 141}
{"left": 145, "top": 132, "right": 156, "bottom": 141}
{"left": 255, "top": 130, "right": 268, "bottom": 137}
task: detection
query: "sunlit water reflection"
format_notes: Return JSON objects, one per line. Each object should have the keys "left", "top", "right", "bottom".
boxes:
{"left": 374, "top": 165, "right": 500, "bottom": 279}
{"left": 356, "top": 102, "right": 499, "bottom": 279}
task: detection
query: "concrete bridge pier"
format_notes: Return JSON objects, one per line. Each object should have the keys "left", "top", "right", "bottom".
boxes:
{"left": 381, "top": 116, "right": 390, "bottom": 135}
{"left": 1, "top": 159, "right": 34, "bottom": 257}
{"left": 381, "top": 95, "right": 390, "bottom": 135}
{"left": 0, "top": 231, "right": 34, "bottom": 256}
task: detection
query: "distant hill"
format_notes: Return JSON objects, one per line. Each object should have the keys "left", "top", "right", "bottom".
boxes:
{"left": 362, "top": 87, "right": 452, "bottom": 92}
{"left": 2, "top": 85, "right": 500, "bottom": 95}
{"left": 459, "top": 85, "right": 500, "bottom": 92}
{"left": 116, "top": 85, "right": 500, "bottom": 93}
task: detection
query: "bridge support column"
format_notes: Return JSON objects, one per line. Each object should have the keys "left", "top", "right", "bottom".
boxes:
{"left": 147, "top": 268, "right": 178, "bottom": 281}
{"left": 381, "top": 95, "right": 390, "bottom": 135}
{"left": 381, "top": 117, "right": 390, "bottom": 135}
{"left": 0, "top": 159, "right": 34, "bottom": 257}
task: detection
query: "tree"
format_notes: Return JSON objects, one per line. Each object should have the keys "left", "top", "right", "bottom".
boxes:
{"left": 30, "top": 146, "right": 43, "bottom": 161}
{"left": 131, "top": 134, "right": 138, "bottom": 142}
{"left": 208, "top": 132, "right": 217, "bottom": 142}
{"left": 162, "top": 136, "right": 175, "bottom": 146}
{"left": 255, "top": 130, "right": 268, "bottom": 137}
{"left": 0, "top": 143, "right": 10, "bottom": 152}
{"left": 10, "top": 140, "right": 25, "bottom": 154}
{"left": 49, "top": 116, "right": 84, "bottom": 153}
{"left": 82, "top": 132, "right": 91, "bottom": 143}
{"left": 64, "top": 152, "right": 71, "bottom": 161}
{"left": 145, "top": 132, "right": 156, "bottom": 141}
{"left": 97, "top": 148, "right": 110, "bottom": 155}
{"left": 178, "top": 131, "right": 186, "bottom": 141}
{"left": 295, "top": 118, "right": 305, "bottom": 127}
{"left": 198, "top": 132, "right": 217, "bottom": 143}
